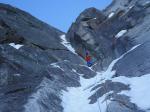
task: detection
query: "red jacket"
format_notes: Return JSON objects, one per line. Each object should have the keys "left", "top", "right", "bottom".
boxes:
{"left": 85, "top": 55, "right": 91, "bottom": 62}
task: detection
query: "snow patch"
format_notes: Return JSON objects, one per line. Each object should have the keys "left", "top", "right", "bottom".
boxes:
{"left": 72, "top": 69, "right": 77, "bottom": 73}
{"left": 60, "top": 35, "right": 76, "bottom": 54}
{"left": 13, "top": 74, "right": 21, "bottom": 77}
{"left": 61, "top": 44, "right": 141, "bottom": 112}
{"left": 108, "top": 12, "right": 115, "bottom": 18}
{"left": 129, "top": 5, "right": 134, "bottom": 9}
{"left": 99, "top": 44, "right": 140, "bottom": 82}
{"left": 61, "top": 75, "right": 109, "bottom": 112}
{"left": 51, "top": 63, "right": 64, "bottom": 71}
{"left": 94, "top": 44, "right": 140, "bottom": 89}
{"left": 72, "top": 69, "right": 84, "bottom": 77}
{"left": 113, "top": 74, "right": 150, "bottom": 111}
{"left": 24, "top": 78, "right": 56, "bottom": 112}
{"left": 9, "top": 43, "right": 23, "bottom": 49}
{"left": 115, "top": 30, "right": 127, "bottom": 39}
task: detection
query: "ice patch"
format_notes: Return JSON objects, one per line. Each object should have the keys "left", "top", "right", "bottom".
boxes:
{"left": 9, "top": 43, "right": 23, "bottom": 49}
{"left": 60, "top": 35, "right": 76, "bottom": 54}
{"left": 115, "top": 30, "right": 127, "bottom": 39}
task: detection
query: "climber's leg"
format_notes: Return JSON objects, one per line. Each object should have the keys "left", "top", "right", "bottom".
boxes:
{"left": 87, "top": 61, "right": 92, "bottom": 67}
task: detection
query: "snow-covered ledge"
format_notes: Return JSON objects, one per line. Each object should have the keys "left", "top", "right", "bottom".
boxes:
{"left": 115, "top": 30, "right": 127, "bottom": 39}
{"left": 60, "top": 35, "right": 77, "bottom": 55}
{"left": 9, "top": 43, "right": 24, "bottom": 49}
{"left": 108, "top": 12, "right": 115, "bottom": 18}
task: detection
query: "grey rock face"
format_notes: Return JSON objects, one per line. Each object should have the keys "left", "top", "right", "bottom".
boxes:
{"left": 66, "top": 8, "right": 109, "bottom": 67}
{"left": 46, "top": 50, "right": 84, "bottom": 65}
{"left": 113, "top": 42, "right": 150, "bottom": 77}
{"left": 107, "top": 101, "right": 144, "bottom": 112}
{"left": 89, "top": 80, "right": 130, "bottom": 104}
{"left": 0, "top": 44, "right": 82, "bottom": 112}
{"left": 0, "top": 0, "right": 150, "bottom": 112}
{"left": 103, "top": 0, "right": 138, "bottom": 15}
{"left": 76, "top": 7, "right": 106, "bottom": 24}
{"left": 67, "top": 0, "right": 150, "bottom": 70}
{"left": 0, "top": 3, "right": 85, "bottom": 112}
{"left": 65, "top": 0, "right": 150, "bottom": 112}
{"left": 87, "top": 0, "right": 150, "bottom": 112}
{"left": 0, "top": 3, "right": 65, "bottom": 50}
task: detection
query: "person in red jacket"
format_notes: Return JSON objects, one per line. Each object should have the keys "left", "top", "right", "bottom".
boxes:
{"left": 85, "top": 51, "right": 92, "bottom": 67}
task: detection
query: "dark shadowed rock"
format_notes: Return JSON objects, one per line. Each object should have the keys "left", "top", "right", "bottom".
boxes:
{"left": 0, "top": 3, "right": 65, "bottom": 50}
{"left": 66, "top": 8, "right": 107, "bottom": 56}
{"left": 46, "top": 50, "right": 84, "bottom": 65}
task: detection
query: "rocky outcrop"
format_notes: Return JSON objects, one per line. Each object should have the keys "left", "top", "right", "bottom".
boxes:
{"left": 66, "top": 0, "right": 150, "bottom": 112}
{"left": 113, "top": 42, "right": 150, "bottom": 77}
{"left": 67, "top": 8, "right": 107, "bottom": 61}
{"left": 0, "top": 3, "right": 65, "bottom": 49}
{"left": 67, "top": 0, "right": 150, "bottom": 70}
{"left": 66, "top": 7, "right": 113, "bottom": 70}
{"left": 0, "top": 3, "right": 86, "bottom": 112}
{"left": 0, "top": 0, "right": 150, "bottom": 112}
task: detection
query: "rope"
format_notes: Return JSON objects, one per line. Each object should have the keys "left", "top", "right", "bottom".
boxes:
{"left": 103, "top": 83, "right": 110, "bottom": 112}
{"left": 92, "top": 60, "right": 110, "bottom": 112}
{"left": 94, "top": 69, "right": 110, "bottom": 112}
{"left": 95, "top": 73, "right": 102, "bottom": 112}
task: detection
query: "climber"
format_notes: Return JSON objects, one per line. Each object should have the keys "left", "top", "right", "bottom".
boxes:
{"left": 85, "top": 51, "right": 93, "bottom": 67}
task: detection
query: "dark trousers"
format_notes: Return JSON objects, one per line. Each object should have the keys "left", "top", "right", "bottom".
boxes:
{"left": 87, "top": 61, "right": 92, "bottom": 67}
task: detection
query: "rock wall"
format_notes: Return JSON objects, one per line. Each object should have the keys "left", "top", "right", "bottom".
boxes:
{"left": 0, "top": 3, "right": 86, "bottom": 112}
{"left": 66, "top": 0, "right": 150, "bottom": 111}
{"left": 0, "top": 0, "right": 150, "bottom": 112}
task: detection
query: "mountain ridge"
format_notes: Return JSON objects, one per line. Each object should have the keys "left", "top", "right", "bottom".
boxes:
{"left": 0, "top": 0, "right": 150, "bottom": 112}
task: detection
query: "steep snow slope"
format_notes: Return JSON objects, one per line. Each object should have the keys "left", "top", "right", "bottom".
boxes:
{"left": 0, "top": 0, "right": 150, "bottom": 112}
{"left": 65, "top": 0, "right": 150, "bottom": 112}
{"left": 113, "top": 74, "right": 150, "bottom": 111}
{"left": 60, "top": 35, "right": 77, "bottom": 54}
{"left": 61, "top": 45, "right": 143, "bottom": 112}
